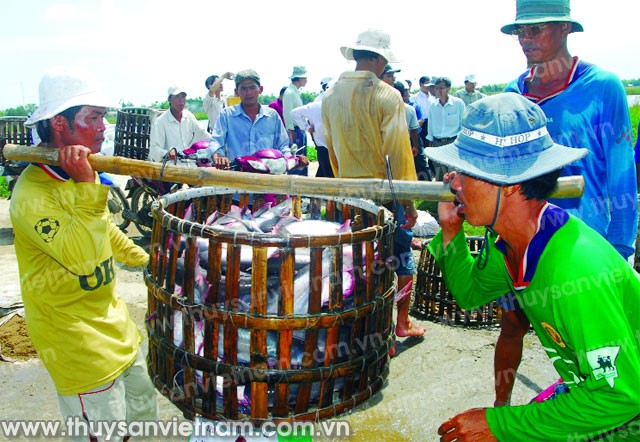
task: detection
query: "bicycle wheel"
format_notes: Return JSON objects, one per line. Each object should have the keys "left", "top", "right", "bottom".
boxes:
{"left": 130, "top": 186, "right": 154, "bottom": 238}
{"left": 107, "top": 186, "right": 131, "bottom": 232}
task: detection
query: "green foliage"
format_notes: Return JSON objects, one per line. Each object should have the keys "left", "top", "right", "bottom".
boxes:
{"left": 301, "top": 92, "right": 318, "bottom": 105}
{"left": 622, "top": 78, "right": 640, "bottom": 87}
{"left": 626, "top": 86, "right": 640, "bottom": 95}
{"left": 259, "top": 94, "right": 276, "bottom": 105}
{"left": 0, "top": 176, "right": 9, "bottom": 198}
{"left": 306, "top": 146, "right": 317, "bottom": 162}
{"left": 631, "top": 105, "right": 640, "bottom": 145}
{"left": 193, "top": 112, "right": 208, "bottom": 121}
{"left": 0, "top": 104, "right": 37, "bottom": 117}
{"left": 479, "top": 83, "right": 509, "bottom": 94}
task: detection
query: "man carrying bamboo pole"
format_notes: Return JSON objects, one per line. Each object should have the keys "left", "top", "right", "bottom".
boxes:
{"left": 11, "top": 68, "right": 158, "bottom": 440}
{"left": 322, "top": 29, "right": 426, "bottom": 341}
{"left": 431, "top": 92, "right": 640, "bottom": 441}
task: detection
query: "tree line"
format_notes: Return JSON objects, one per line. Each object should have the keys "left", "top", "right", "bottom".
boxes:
{"left": 3, "top": 79, "right": 639, "bottom": 117}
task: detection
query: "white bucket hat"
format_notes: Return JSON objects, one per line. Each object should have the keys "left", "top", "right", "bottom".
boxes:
{"left": 340, "top": 29, "right": 398, "bottom": 63}
{"left": 25, "top": 68, "right": 115, "bottom": 127}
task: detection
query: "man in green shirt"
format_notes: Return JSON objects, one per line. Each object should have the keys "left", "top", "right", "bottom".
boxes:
{"left": 426, "top": 93, "right": 640, "bottom": 441}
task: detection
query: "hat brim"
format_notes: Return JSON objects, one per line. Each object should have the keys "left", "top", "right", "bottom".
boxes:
{"left": 424, "top": 139, "right": 588, "bottom": 185}
{"left": 25, "top": 90, "right": 116, "bottom": 127}
{"left": 501, "top": 18, "right": 583, "bottom": 34}
{"left": 340, "top": 45, "right": 398, "bottom": 63}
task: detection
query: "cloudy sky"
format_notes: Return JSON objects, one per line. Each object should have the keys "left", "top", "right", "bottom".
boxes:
{"left": 1, "top": 0, "right": 639, "bottom": 109}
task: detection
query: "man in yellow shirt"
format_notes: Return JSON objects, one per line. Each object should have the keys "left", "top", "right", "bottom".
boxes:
{"left": 322, "top": 29, "right": 426, "bottom": 341}
{"left": 11, "top": 69, "right": 157, "bottom": 440}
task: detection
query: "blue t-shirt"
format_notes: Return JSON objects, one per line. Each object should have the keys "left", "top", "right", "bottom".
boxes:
{"left": 506, "top": 59, "right": 638, "bottom": 258}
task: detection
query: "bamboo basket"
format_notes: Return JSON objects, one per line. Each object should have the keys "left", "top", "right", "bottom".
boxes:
{"left": 113, "top": 107, "right": 158, "bottom": 160}
{"left": 145, "top": 187, "right": 396, "bottom": 423}
{"left": 0, "top": 116, "right": 33, "bottom": 163}
{"left": 412, "top": 237, "right": 501, "bottom": 327}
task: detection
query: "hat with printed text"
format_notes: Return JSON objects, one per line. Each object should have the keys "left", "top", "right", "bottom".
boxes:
{"left": 424, "top": 93, "right": 587, "bottom": 185}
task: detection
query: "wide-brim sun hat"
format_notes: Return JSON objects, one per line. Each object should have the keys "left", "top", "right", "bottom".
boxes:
{"left": 424, "top": 92, "right": 588, "bottom": 185}
{"left": 25, "top": 68, "right": 116, "bottom": 127}
{"left": 501, "top": 0, "right": 583, "bottom": 35}
{"left": 290, "top": 66, "right": 308, "bottom": 79}
{"left": 340, "top": 28, "right": 398, "bottom": 63}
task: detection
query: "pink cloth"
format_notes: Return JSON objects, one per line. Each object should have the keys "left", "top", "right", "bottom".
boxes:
{"left": 268, "top": 99, "right": 284, "bottom": 123}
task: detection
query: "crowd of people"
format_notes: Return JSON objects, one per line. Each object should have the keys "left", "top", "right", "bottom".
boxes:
{"left": 8, "top": 0, "right": 640, "bottom": 439}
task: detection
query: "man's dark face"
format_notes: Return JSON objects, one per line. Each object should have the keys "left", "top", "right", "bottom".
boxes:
{"left": 236, "top": 79, "right": 262, "bottom": 106}
{"left": 515, "top": 22, "right": 569, "bottom": 65}
{"left": 58, "top": 106, "right": 107, "bottom": 153}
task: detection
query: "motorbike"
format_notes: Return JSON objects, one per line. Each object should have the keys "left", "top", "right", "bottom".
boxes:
{"left": 122, "top": 141, "right": 212, "bottom": 238}
{"left": 98, "top": 172, "right": 131, "bottom": 232}
{"left": 122, "top": 143, "right": 300, "bottom": 238}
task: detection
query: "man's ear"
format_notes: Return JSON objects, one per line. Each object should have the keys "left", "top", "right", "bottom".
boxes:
{"left": 49, "top": 115, "right": 67, "bottom": 133}
{"left": 502, "top": 184, "right": 521, "bottom": 198}
{"left": 559, "top": 22, "right": 572, "bottom": 36}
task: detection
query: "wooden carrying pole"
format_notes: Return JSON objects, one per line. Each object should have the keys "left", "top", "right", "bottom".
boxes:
{"left": 3, "top": 144, "right": 584, "bottom": 201}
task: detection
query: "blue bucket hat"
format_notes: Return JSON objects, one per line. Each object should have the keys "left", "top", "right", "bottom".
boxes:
{"left": 500, "top": 0, "right": 583, "bottom": 35}
{"left": 424, "top": 93, "right": 587, "bottom": 185}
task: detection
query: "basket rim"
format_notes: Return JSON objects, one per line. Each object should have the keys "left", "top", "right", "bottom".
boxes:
{"left": 153, "top": 187, "right": 395, "bottom": 246}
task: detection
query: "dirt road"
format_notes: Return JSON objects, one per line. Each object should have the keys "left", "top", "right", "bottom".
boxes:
{"left": 0, "top": 189, "right": 557, "bottom": 441}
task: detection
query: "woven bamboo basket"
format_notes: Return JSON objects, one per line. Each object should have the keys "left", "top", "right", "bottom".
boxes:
{"left": 114, "top": 107, "right": 158, "bottom": 160}
{"left": 412, "top": 236, "right": 501, "bottom": 327}
{"left": 0, "top": 116, "right": 33, "bottom": 163}
{"left": 145, "top": 187, "right": 396, "bottom": 423}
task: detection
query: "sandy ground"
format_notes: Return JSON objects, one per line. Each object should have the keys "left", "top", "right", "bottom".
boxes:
{"left": 0, "top": 176, "right": 558, "bottom": 441}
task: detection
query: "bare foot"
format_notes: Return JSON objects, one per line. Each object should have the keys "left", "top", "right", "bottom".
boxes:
{"left": 396, "top": 321, "right": 426, "bottom": 337}
{"left": 389, "top": 343, "right": 396, "bottom": 358}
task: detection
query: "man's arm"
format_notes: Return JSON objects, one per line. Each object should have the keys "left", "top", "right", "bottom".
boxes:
{"left": 109, "top": 222, "right": 149, "bottom": 268}
{"left": 11, "top": 151, "right": 112, "bottom": 275}
{"left": 148, "top": 118, "right": 167, "bottom": 162}
{"left": 190, "top": 113, "right": 210, "bottom": 143}
{"left": 290, "top": 105, "right": 312, "bottom": 131}
{"left": 282, "top": 89, "right": 296, "bottom": 132}
{"left": 601, "top": 78, "right": 637, "bottom": 258}
{"left": 273, "top": 116, "right": 292, "bottom": 156}
{"left": 208, "top": 111, "right": 230, "bottom": 167}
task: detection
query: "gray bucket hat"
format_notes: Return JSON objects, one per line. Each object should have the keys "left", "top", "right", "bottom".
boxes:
{"left": 500, "top": 0, "right": 584, "bottom": 35}
{"left": 424, "top": 92, "right": 587, "bottom": 185}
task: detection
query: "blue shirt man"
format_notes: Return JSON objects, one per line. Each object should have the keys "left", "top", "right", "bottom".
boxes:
{"left": 208, "top": 69, "right": 303, "bottom": 169}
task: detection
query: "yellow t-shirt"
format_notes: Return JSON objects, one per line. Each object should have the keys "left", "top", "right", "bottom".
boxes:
{"left": 321, "top": 70, "right": 417, "bottom": 182}
{"left": 10, "top": 165, "right": 149, "bottom": 395}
